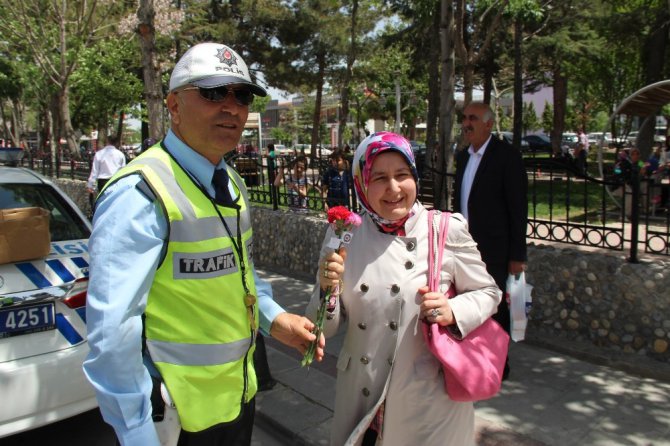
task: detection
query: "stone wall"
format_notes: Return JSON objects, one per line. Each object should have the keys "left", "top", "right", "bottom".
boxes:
{"left": 54, "top": 178, "right": 93, "bottom": 217}
{"left": 57, "top": 178, "right": 670, "bottom": 366}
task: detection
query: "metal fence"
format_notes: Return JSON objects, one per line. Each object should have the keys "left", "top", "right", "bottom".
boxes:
{"left": 24, "top": 150, "right": 670, "bottom": 261}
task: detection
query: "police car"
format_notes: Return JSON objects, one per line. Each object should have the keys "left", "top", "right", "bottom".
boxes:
{"left": 0, "top": 167, "right": 95, "bottom": 437}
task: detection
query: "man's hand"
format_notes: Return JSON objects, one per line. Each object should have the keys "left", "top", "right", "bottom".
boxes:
{"left": 509, "top": 260, "right": 526, "bottom": 276}
{"left": 269, "top": 312, "right": 325, "bottom": 362}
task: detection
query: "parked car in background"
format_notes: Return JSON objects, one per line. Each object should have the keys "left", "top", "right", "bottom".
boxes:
{"left": 561, "top": 132, "right": 579, "bottom": 154}
{"left": 0, "top": 167, "right": 95, "bottom": 438}
{"left": 655, "top": 126, "right": 667, "bottom": 143}
{"left": 624, "top": 128, "right": 666, "bottom": 146}
{"left": 587, "top": 132, "right": 614, "bottom": 146}
{"left": 0, "top": 147, "right": 25, "bottom": 167}
{"left": 273, "top": 144, "right": 290, "bottom": 156}
{"left": 494, "top": 131, "right": 530, "bottom": 151}
{"left": 522, "top": 134, "right": 553, "bottom": 153}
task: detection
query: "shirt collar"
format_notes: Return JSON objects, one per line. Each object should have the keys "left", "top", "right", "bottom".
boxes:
{"left": 467, "top": 134, "right": 493, "bottom": 157}
{"left": 163, "top": 129, "right": 229, "bottom": 188}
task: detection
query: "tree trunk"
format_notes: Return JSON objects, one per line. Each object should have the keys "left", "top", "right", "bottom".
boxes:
{"left": 47, "top": 103, "right": 56, "bottom": 176}
{"left": 462, "top": 63, "right": 474, "bottom": 106}
{"left": 116, "top": 111, "right": 125, "bottom": 145}
{"left": 138, "top": 0, "right": 165, "bottom": 140}
{"left": 4, "top": 98, "right": 25, "bottom": 147}
{"left": 0, "top": 101, "right": 11, "bottom": 144}
{"left": 311, "top": 50, "right": 326, "bottom": 162}
{"left": 482, "top": 50, "right": 493, "bottom": 106}
{"left": 438, "top": 0, "right": 456, "bottom": 210}
{"left": 338, "top": 0, "right": 358, "bottom": 149}
{"left": 512, "top": 18, "right": 523, "bottom": 149}
{"left": 552, "top": 66, "right": 567, "bottom": 156}
{"left": 58, "top": 85, "right": 80, "bottom": 159}
{"left": 425, "top": 2, "right": 441, "bottom": 171}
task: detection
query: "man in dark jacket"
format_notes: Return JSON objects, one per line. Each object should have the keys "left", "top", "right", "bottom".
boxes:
{"left": 454, "top": 102, "right": 528, "bottom": 379}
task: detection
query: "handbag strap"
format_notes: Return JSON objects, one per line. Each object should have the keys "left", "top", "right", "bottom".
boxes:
{"left": 427, "top": 210, "right": 450, "bottom": 293}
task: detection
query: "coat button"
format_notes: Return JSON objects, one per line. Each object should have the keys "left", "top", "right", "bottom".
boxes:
{"left": 391, "top": 284, "right": 400, "bottom": 293}
{"left": 362, "top": 388, "right": 370, "bottom": 397}
{"left": 404, "top": 261, "right": 414, "bottom": 270}
{"left": 387, "top": 358, "right": 393, "bottom": 366}
{"left": 406, "top": 241, "right": 416, "bottom": 251}
{"left": 360, "top": 356, "right": 370, "bottom": 364}
{"left": 360, "top": 283, "right": 369, "bottom": 292}
{"left": 358, "top": 322, "right": 367, "bottom": 330}
{"left": 389, "top": 321, "right": 398, "bottom": 330}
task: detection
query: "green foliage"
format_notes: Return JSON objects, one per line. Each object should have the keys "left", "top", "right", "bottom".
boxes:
{"left": 1, "top": 0, "right": 670, "bottom": 160}
{"left": 498, "top": 111, "right": 513, "bottom": 132}
{"left": 70, "top": 39, "right": 143, "bottom": 131}
{"left": 270, "top": 126, "right": 292, "bottom": 144}
{"left": 523, "top": 102, "right": 540, "bottom": 134}
{"left": 250, "top": 95, "right": 271, "bottom": 114}
{"left": 542, "top": 102, "right": 553, "bottom": 134}
{"left": 0, "top": 58, "right": 22, "bottom": 100}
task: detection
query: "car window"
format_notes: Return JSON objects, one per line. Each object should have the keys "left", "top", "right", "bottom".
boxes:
{"left": 0, "top": 183, "right": 90, "bottom": 242}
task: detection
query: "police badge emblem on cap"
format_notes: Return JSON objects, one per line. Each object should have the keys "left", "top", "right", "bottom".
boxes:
{"left": 169, "top": 42, "right": 267, "bottom": 97}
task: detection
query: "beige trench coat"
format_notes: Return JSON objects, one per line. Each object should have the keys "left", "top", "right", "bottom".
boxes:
{"left": 306, "top": 206, "right": 501, "bottom": 446}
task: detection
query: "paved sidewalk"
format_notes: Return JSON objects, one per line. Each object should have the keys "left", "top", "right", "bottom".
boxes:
{"left": 255, "top": 269, "right": 670, "bottom": 446}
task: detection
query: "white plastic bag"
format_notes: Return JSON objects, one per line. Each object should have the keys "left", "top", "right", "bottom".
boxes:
{"left": 506, "top": 272, "right": 533, "bottom": 342}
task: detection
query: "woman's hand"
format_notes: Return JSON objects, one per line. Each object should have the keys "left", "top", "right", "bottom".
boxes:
{"left": 418, "top": 286, "right": 455, "bottom": 326}
{"left": 318, "top": 249, "right": 347, "bottom": 290}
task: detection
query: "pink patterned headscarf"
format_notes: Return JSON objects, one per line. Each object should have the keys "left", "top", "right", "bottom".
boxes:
{"left": 352, "top": 132, "right": 419, "bottom": 233}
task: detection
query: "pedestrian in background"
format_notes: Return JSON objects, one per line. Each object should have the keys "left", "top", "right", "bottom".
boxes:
{"left": 141, "top": 137, "right": 157, "bottom": 154}
{"left": 86, "top": 134, "right": 126, "bottom": 195}
{"left": 274, "top": 155, "right": 310, "bottom": 213}
{"left": 454, "top": 101, "right": 528, "bottom": 380}
{"left": 83, "top": 42, "right": 323, "bottom": 446}
{"left": 321, "top": 149, "right": 351, "bottom": 210}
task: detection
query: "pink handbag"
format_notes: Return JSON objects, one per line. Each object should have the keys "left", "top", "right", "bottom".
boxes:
{"left": 421, "top": 210, "right": 509, "bottom": 402}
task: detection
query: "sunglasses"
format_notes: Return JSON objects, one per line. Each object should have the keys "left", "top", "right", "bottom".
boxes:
{"left": 178, "top": 85, "right": 254, "bottom": 106}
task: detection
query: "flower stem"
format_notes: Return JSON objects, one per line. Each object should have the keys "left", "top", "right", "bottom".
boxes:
{"left": 302, "top": 287, "right": 331, "bottom": 367}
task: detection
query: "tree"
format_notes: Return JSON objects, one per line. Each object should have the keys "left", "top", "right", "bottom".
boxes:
{"left": 0, "top": 56, "right": 26, "bottom": 147}
{"left": 0, "top": 0, "right": 121, "bottom": 158}
{"left": 522, "top": 101, "right": 540, "bottom": 134}
{"left": 70, "top": 39, "right": 143, "bottom": 136}
{"left": 437, "top": 0, "right": 457, "bottom": 209}
{"left": 119, "top": 0, "right": 183, "bottom": 140}
{"left": 523, "top": 0, "right": 599, "bottom": 154}
{"left": 454, "top": 0, "right": 510, "bottom": 104}
{"left": 542, "top": 101, "right": 553, "bottom": 134}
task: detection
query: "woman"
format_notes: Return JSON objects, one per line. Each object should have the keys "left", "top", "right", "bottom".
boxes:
{"left": 306, "top": 132, "right": 501, "bottom": 446}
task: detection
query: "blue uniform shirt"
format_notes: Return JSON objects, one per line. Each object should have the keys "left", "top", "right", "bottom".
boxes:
{"left": 83, "top": 130, "right": 284, "bottom": 445}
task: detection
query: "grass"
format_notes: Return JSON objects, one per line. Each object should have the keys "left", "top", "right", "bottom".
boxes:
{"left": 528, "top": 179, "right": 620, "bottom": 224}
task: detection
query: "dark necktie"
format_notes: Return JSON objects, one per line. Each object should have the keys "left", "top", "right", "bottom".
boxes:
{"left": 212, "top": 168, "right": 233, "bottom": 205}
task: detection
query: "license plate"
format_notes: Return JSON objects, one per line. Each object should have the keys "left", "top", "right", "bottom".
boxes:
{"left": 0, "top": 302, "right": 55, "bottom": 338}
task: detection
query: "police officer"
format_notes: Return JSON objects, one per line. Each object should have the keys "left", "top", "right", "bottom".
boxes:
{"left": 83, "top": 42, "right": 324, "bottom": 446}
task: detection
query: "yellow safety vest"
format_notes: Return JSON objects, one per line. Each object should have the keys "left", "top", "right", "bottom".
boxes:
{"left": 103, "top": 144, "right": 259, "bottom": 432}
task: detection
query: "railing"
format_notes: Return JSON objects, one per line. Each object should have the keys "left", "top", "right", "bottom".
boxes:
{"left": 21, "top": 150, "right": 670, "bottom": 260}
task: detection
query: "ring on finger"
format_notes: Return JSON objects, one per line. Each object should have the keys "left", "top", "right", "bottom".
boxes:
{"left": 323, "top": 270, "right": 329, "bottom": 278}
{"left": 430, "top": 308, "right": 441, "bottom": 318}
{"left": 323, "top": 260, "right": 329, "bottom": 270}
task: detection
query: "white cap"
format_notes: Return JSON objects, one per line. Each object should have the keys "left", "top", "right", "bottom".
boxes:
{"left": 169, "top": 42, "right": 267, "bottom": 96}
